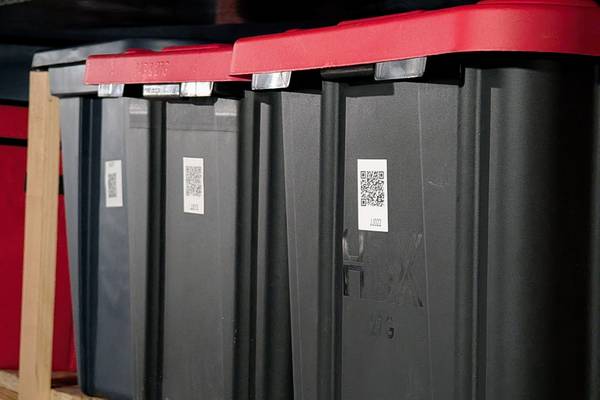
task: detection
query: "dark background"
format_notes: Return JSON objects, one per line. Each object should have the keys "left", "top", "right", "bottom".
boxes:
{"left": 0, "top": 0, "right": 476, "bottom": 101}
{"left": 0, "top": 0, "right": 476, "bottom": 46}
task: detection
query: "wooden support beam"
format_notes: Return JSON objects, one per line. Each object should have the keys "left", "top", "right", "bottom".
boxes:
{"left": 52, "top": 386, "right": 102, "bottom": 400}
{"left": 0, "top": 371, "right": 18, "bottom": 393}
{"left": 18, "top": 70, "right": 61, "bottom": 400}
{"left": 0, "top": 370, "right": 100, "bottom": 400}
{"left": 0, "top": 387, "right": 18, "bottom": 400}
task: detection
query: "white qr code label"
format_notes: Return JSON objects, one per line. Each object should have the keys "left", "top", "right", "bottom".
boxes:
{"left": 357, "top": 159, "right": 388, "bottom": 232}
{"left": 183, "top": 157, "right": 205, "bottom": 215}
{"left": 105, "top": 160, "right": 123, "bottom": 208}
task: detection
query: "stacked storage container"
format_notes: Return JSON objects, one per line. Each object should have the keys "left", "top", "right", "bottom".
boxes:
{"left": 33, "top": 40, "right": 182, "bottom": 399}
{"left": 53, "top": 0, "right": 600, "bottom": 399}
{"left": 77, "top": 42, "right": 299, "bottom": 399}
{"left": 230, "top": 0, "right": 600, "bottom": 399}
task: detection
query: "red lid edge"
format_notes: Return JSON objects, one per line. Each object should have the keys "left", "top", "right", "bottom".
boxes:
{"left": 85, "top": 44, "right": 248, "bottom": 85}
{"left": 230, "top": 1, "right": 600, "bottom": 75}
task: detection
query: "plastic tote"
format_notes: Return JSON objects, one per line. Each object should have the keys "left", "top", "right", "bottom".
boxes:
{"left": 230, "top": 1, "right": 600, "bottom": 399}
{"left": 85, "top": 44, "right": 294, "bottom": 399}
{"left": 32, "top": 40, "right": 180, "bottom": 399}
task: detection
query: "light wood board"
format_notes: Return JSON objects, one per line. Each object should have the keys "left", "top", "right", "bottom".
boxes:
{"left": 18, "top": 70, "right": 61, "bottom": 400}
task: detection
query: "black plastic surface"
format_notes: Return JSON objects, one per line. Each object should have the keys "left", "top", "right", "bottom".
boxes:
{"left": 162, "top": 99, "right": 243, "bottom": 399}
{"left": 156, "top": 93, "right": 296, "bottom": 400}
{"left": 588, "top": 66, "right": 600, "bottom": 400}
{"left": 34, "top": 40, "right": 189, "bottom": 97}
{"left": 49, "top": 64, "right": 96, "bottom": 97}
{"left": 31, "top": 39, "right": 181, "bottom": 68}
{"left": 244, "top": 91, "right": 295, "bottom": 400}
{"left": 61, "top": 97, "right": 151, "bottom": 399}
{"left": 274, "top": 90, "right": 323, "bottom": 400}
{"left": 62, "top": 87, "right": 296, "bottom": 399}
{"left": 54, "top": 40, "right": 183, "bottom": 400}
{"left": 284, "top": 55, "right": 600, "bottom": 400}
{"left": 340, "top": 79, "right": 457, "bottom": 400}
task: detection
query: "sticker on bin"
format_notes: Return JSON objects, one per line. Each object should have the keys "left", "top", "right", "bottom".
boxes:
{"left": 105, "top": 160, "right": 123, "bottom": 208}
{"left": 183, "top": 157, "right": 205, "bottom": 215}
{"left": 358, "top": 159, "right": 388, "bottom": 232}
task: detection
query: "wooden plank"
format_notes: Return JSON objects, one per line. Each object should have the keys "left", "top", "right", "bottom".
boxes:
{"left": 0, "top": 370, "right": 78, "bottom": 392}
{"left": 0, "top": 382, "right": 101, "bottom": 400}
{"left": 0, "top": 371, "right": 18, "bottom": 393}
{"left": 18, "top": 70, "right": 61, "bottom": 400}
{"left": 52, "top": 386, "right": 103, "bottom": 400}
{"left": 0, "top": 387, "right": 18, "bottom": 400}
{"left": 0, "top": 369, "right": 101, "bottom": 400}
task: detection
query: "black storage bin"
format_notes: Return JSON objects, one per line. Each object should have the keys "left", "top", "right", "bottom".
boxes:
{"left": 33, "top": 40, "right": 182, "bottom": 400}
{"left": 85, "top": 44, "right": 294, "bottom": 400}
{"left": 161, "top": 98, "right": 245, "bottom": 400}
{"left": 318, "top": 56, "right": 598, "bottom": 400}
{"left": 230, "top": 1, "right": 600, "bottom": 399}
{"left": 240, "top": 89, "right": 320, "bottom": 400}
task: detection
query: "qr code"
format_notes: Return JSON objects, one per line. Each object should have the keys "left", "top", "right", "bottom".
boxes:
{"left": 360, "top": 170, "right": 385, "bottom": 207}
{"left": 107, "top": 173, "right": 118, "bottom": 198}
{"left": 185, "top": 166, "right": 203, "bottom": 197}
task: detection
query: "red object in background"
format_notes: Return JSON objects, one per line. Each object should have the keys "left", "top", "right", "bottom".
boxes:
{"left": 0, "top": 104, "right": 76, "bottom": 372}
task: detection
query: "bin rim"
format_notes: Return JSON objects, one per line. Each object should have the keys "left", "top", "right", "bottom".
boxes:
{"left": 230, "top": 0, "right": 600, "bottom": 76}
{"left": 32, "top": 39, "right": 185, "bottom": 69}
{"left": 85, "top": 43, "right": 248, "bottom": 85}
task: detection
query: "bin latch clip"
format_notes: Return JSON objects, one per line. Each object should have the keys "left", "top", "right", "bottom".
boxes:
{"left": 252, "top": 71, "right": 292, "bottom": 90}
{"left": 375, "top": 57, "right": 427, "bottom": 81}
{"left": 97, "top": 83, "right": 125, "bottom": 98}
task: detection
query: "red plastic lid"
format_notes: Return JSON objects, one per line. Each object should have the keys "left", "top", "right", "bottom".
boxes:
{"left": 85, "top": 44, "right": 247, "bottom": 84}
{"left": 230, "top": 0, "right": 600, "bottom": 75}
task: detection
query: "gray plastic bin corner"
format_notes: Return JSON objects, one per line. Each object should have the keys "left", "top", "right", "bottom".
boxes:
{"left": 34, "top": 40, "right": 178, "bottom": 399}
{"left": 242, "top": 48, "right": 600, "bottom": 400}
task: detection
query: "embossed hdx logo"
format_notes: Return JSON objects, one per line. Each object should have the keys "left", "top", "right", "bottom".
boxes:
{"left": 137, "top": 60, "right": 170, "bottom": 80}
{"left": 343, "top": 232, "right": 424, "bottom": 308}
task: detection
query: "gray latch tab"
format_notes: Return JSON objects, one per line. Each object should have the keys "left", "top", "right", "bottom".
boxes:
{"left": 374, "top": 57, "right": 427, "bottom": 81}
{"left": 252, "top": 71, "right": 292, "bottom": 90}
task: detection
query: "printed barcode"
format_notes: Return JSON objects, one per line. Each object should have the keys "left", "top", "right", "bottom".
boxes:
{"left": 360, "top": 170, "right": 385, "bottom": 207}
{"left": 357, "top": 159, "right": 388, "bottom": 232}
{"left": 185, "top": 166, "right": 203, "bottom": 197}
{"left": 183, "top": 157, "right": 205, "bottom": 215}
{"left": 105, "top": 160, "right": 123, "bottom": 208}
{"left": 107, "top": 173, "right": 118, "bottom": 198}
